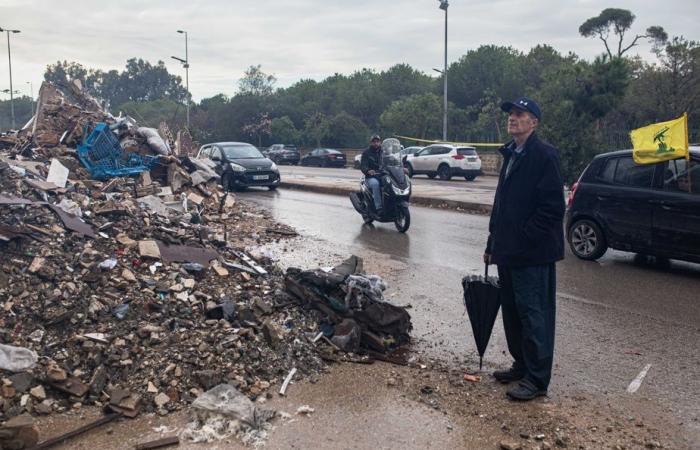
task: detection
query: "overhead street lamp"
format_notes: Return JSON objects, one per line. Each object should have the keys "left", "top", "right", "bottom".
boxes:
{"left": 0, "top": 26, "right": 21, "bottom": 130}
{"left": 437, "top": 0, "right": 448, "bottom": 141}
{"left": 172, "top": 29, "right": 190, "bottom": 129}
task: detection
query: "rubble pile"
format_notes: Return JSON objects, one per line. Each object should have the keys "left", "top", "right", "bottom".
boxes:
{"left": 285, "top": 256, "right": 412, "bottom": 355}
{"left": 0, "top": 81, "right": 328, "bottom": 424}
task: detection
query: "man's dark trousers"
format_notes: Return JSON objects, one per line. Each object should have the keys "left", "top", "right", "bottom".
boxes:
{"left": 498, "top": 263, "right": 556, "bottom": 390}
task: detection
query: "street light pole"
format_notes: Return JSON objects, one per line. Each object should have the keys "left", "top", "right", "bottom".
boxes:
{"left": 438, "top": 1, "right": 448, "bottom": 141}
{"left": 0, "top": 27, "right": 21, "bottom": 130}
{"left": 177, "top": 30, "right": 190, "bottom": 129}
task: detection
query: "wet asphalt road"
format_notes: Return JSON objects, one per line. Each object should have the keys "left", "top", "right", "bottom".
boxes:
{"left": 240, "top": 188, "right": 700, "bottom": 441}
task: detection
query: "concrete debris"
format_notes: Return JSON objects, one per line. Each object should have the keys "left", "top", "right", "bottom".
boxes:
{"left": 0, "top": 83, "right": 322, "bottom": 426}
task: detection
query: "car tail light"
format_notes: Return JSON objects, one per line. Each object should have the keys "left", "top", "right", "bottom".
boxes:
{"left": 451, "top": 155, "right": 465, "bottom": 160}
{"left": 329, "top": 154, "right": 337, "bottom": 159}
{"left": 567, "top": 182, "right": 578, "bottom": 208}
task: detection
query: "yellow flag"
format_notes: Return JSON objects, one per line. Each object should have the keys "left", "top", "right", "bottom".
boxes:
{"left": 630, "top": 113, "right": 689, "bottom": 165}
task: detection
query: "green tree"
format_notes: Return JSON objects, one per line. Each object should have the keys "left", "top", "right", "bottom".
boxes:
{"left": 116, "top": 99, "right": 185, "bottom": 129}
{"left": 44, "top": 59, "right": 187, "bottom": 109}
{"left": 579, "top": 8, "right": 667, "bottom": 59}
{"left": 380, "top": 93, "right": 442, "bottom": 139}
{"left": 0, "top": 96, "right": 33, "bottom": 131}
{"left": 242, "top": 113, "right": 272, "bottom": 147}
{"left": 238, "top": 65, "right": 277, "bottom": 96}
{"left": 270, "top": 116, "right": 301, "bottom": 144}
{"left": 447, "top": 45, "right": 526, "bottom": 110}
{"left": 303, "top": 112, "right": 330, "bottom": 147}
{"left": 323, "top": 112, "right": 369, "bottom": 147}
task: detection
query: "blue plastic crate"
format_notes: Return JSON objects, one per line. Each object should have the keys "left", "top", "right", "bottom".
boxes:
{"left": 77, "top": 123, "right": 159, "bottom": 180}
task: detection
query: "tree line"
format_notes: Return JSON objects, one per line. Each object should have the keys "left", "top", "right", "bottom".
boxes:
{"left": 1, "top": 8, "right": 698, "bottom": 181}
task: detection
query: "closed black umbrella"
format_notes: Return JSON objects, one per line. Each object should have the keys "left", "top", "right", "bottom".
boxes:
{"left": 462, "top": 264, "right": 502, "bottom": 370}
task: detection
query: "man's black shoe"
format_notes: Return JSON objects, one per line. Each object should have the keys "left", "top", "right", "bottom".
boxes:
{"left": 506, "top": 380, "right": 547, "bottom": 401}
{"left": 493, "top": 367, "right": 524, "bottom": 384}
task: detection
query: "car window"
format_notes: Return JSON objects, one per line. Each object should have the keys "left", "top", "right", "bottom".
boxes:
{"left": 598, "top": 158, "right": 618, "bottom": 183}
{"left": 664, "top": 158, "right": 699, "bottom": 195}
{"left": 211, "top": 147, "right": 222, "bottom": 160}
{"left": 436, "top": 147, "right": 451, "bottom": 155}
{"left": 613, "top": 156, "right": 655, "bottom": 188}
{"left": 221, "top": 144, "right": 263, "bottom": 159}
{"left": 457, "top": 148, "right": 477, "bottom": 156}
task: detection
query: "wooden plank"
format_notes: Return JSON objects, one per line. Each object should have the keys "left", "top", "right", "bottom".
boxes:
{"left": 134, "top": 436, "right": 180, "bottom": 450}
{"left": 28, "top": 414, "right": 120, "bottom": 450}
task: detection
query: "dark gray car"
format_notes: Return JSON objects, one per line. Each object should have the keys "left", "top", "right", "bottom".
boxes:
{"left": 566, "top": 147, "right": 700, "bottom": 263}
{"left": 197, "top": 142, "right": 281, "bottom": 191}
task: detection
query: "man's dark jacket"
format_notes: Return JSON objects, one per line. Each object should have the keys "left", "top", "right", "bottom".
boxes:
{"left": 360, "top": 145, "right": 382, "bottom": 176}
{"left": 486, "top": 132, "right": 565, "bottom": 267}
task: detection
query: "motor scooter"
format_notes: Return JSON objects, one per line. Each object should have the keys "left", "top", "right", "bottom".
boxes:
{"left": 349, "top": 139, "right": 411, "bottom": 232}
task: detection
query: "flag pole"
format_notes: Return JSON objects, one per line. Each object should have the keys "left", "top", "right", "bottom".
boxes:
{"left": 684, "top": 112, "right": 691, "bottom": 194}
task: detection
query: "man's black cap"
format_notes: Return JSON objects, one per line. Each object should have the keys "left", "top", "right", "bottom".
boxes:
{"left": 501, "top": 97, "right": 542, "bottom": 120}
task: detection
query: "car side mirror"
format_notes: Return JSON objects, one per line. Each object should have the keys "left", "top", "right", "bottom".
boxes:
{"left": 211, "top": 155, "right": 221, "bottom": 161}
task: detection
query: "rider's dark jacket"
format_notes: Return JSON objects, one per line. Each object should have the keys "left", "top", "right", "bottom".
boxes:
{"left": 360, "top": 145, "right": 383, "bottom": 176}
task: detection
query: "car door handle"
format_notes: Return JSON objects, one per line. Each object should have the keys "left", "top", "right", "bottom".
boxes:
{"left": 596, "top": 194, "right": 610, "bottom": 200}
{"left": 648, "top": 199, "right": 665, "bottom": 205}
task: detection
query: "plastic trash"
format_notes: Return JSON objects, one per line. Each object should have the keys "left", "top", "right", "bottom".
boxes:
{"left": 137, "top": 127, "right": 171, "bottom": 155}
{"left": 182, "top": 262, "right": 204, "bottom": 273}
{"left": 55, "top": 198, "right": 82, "bottom": 217}
{"left": 0, "top": 343, "right": 38, "bottom": 372}
{"left": 113, "top": 303, "right": 130, "bottom": 320}
{"left": 190, "top": 384, "right": 257, "bottom": 426}
{"left": 98, "top": 258, "right": 118, "bottom": 270}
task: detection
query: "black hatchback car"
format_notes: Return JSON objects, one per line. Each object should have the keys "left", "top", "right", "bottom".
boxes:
{"left": 566, "top": 148, "right": 700, "bottom": 263}
{"left": 300, "top": 148, "right": 347, "bottom": 167}
{"left": 196, "top": 142, "right": 280, "bottom": 191}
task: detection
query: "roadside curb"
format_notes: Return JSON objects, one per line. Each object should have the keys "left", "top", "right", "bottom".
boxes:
{"left": 279, "top": 181, "right": 492, "bottom": 215}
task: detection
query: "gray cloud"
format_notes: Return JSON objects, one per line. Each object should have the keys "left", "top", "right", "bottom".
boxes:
{"left": 1, "top": 0, "right": 697, "bottom": 101}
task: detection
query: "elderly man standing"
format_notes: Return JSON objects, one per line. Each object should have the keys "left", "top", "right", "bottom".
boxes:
{"left": 484, "top": 97, "right": 565, "bottom": 401}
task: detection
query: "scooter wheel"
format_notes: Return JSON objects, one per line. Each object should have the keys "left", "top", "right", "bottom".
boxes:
{"left": 394, "top": 205, "right": 410, "bottom": 232}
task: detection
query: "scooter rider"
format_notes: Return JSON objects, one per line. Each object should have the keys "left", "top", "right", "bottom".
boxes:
{"left": 360, "top": 134, "right": 384, "bottom": 215}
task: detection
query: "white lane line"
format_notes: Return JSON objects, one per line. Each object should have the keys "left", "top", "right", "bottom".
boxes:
{"left": 626, "top": 364, "right": 652, "bottom": 393}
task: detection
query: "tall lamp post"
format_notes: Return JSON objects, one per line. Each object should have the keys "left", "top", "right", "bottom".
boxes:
{"left": 0, "top": 26, "right": 21, "bottom": 130}
{"left": 437, "top": 0, "right": 448, "bottom": 141}
{"left": 171, "top": 30, "right": 190, "bottom": 129}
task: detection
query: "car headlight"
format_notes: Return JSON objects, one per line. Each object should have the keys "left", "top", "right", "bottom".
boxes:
{"left": 270, "top": 162, "right": 278, "bottom": 171}
{"left": 229, "top": 163, "right": 246, "bottom": 173}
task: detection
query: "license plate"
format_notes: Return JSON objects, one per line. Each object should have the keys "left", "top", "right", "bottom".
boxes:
{"left": 252, "top": 175, "right": 269, "bottom": 180}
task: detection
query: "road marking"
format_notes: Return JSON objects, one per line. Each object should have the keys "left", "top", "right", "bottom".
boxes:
{"left": 626, "top": 364, "right": 652, "bottom": 393}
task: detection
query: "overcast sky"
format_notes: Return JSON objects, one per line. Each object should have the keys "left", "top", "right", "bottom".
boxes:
{"left": 1, "top": 0, "right": 698, "bottom": 101}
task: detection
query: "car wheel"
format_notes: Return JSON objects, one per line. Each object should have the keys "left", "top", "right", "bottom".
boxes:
{"left": 568, "top": 219, "right": 608, "bottom": 260}
{"left": 268, "top": 185, "right": 278, "bottom": 191}
{"left": 438, "top": 164, "right": 452, "bottom": 181}
{"left": 464, "top": 175, "right": 476, "bottom": 181}
{"left": 406, "top": 164, "right": 414, "bottom": 178}
{"left": 427, "top": 173, "right": 437, "bottom": 179}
